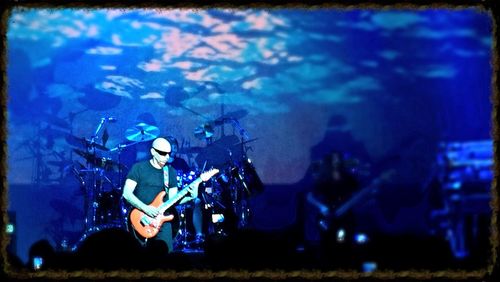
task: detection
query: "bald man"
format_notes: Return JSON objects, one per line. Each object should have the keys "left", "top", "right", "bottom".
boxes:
{"left": 123, "top": 137, "right": 198, "bottom": 253}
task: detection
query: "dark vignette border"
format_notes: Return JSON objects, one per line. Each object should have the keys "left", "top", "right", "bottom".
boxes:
{"left": 0, "top": 0, "right": 498, "bottom": 281}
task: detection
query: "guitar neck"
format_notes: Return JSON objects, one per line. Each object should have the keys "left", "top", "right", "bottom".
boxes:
{"left": 158, "top": 177, "right": 202, "bottom": 214}
{"left": 334, "top": 178, "right": 381, "bottom": 218}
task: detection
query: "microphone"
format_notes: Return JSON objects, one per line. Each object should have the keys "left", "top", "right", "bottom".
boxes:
{"left": 102, "top": 117, "right": 117, "bottom": 122}
{"left": 94, "top": 117, "right": 117, "bottom": 137}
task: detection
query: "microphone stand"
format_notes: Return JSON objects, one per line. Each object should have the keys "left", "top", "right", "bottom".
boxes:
{"left": 90, "top": 118, "right": 106, "bottom": 146}
{"left": 110, "top": 141, "right": 139, "bottom": 186}
{"left": 85, "top": 117, "right": 109, "bottom": 233}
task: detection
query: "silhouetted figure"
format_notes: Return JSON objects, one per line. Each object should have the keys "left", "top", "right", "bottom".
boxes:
{"left": 78, "top": 229, "right": 139, "bottom": 268}
{"left": 305, "top": 151, "right": 360, "bottom": 265}
{"left": 28, "top": 239, "right": 56, "bottom": 270}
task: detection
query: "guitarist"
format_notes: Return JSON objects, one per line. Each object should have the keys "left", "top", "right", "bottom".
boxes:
{"left": 306, "top": 151, "right": 360, "bottom": 252}
{"left": 122, "top": 137, "right": 198, "bottom": 253}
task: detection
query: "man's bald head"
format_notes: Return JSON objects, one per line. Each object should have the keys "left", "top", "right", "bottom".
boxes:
{"left": 150, "top": 137, "right": 171, "bottom": 168}
{"left": 152, "top": 137, "right": 171, "bottom": 153}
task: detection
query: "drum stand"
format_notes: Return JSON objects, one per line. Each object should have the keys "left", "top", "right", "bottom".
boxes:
{"left": 202, "top": 190, "right": 228, "bottom": 236}
{"left": 174, "top": 203, "right": 193, "bottom": 251}
{"left": 227, "top": 164, "right": 252, "bottom": 229}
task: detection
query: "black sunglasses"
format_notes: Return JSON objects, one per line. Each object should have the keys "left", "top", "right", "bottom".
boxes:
{"left": 153, "top": 147, "right": 171, "bottom": 156}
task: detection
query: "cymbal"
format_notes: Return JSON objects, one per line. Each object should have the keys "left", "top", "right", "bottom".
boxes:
{"left": 213, "top": 110, "right": 248, "bottom": 125}
{"left": 66, "top": 134, "right": 109, "bottom": 151}
{"left": 125, "top": 122, "right": 160, "bottom": 142}
{"left": 73, "top": 148, "right": 97, "bottom": 162}
{"left": 72, "top": 149, "right": 125, "bottom": 171}
{"left": 194, "top": 123, "right": 214, "bottom": 140}
{"left": 73, "top": 148, "right": 106, "bottom": 164}
{"left": 195, "top": 134, "right": 242, "bottom": 168}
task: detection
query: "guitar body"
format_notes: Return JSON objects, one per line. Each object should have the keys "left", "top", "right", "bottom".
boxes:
{"left": 316, "top": 205, "right": 354, "bottom": 233}
{"left": 129, "top": 191, "right": 175, "bottom": 239}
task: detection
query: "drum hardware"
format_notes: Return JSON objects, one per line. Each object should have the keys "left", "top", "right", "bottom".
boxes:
{"left": 190, "top": 103, "right": 260, "bottom": 231}
{"left": 202, "top": 186, "right": 230, "bottom": 236}
{"left": 202, "top": 179, "right": 232, "bottom": 237}
{"left": 174, "top": 203, "right": 194, "bottom": 251}
{"left": 194, "top": 123, "right": 215, "bottom": 140}
{"left": 66, "top": 134, "right": 110, "bottom": 151}
{"left": 109, "top": 141, "right": 140, "bottom": 152}
{"left": 62, "top": 108, "right": 88, "bottom": 163}
{"left": 202, "top": 185, "right": 227, "bottom": 210}
{"left": 17, "top": 110, "right": 79, "bottom": 187}
{"left": 20, "top": 122, "right": 72, "bottom": 187}
{"left": 47, "top": 159, "right": 73, "bottom": 181}
{"left": 173, "top": 171, "right": 230, "bottom": 250}
{"left": 223, "top": 154, "right": 263, "bottom": 229}
{"left": 192, "top": 111, "right": 249, "bottom": 142}
{"left": 212, "top": 110, "right": 248, "bottom": 126}
{"left": 72, "top": 149, "right": 114, "bottom": 171}
{"left": 92, "top": 117, "right": 116, "bottom": 138}
{"left": 67, "top": 117, "right": 131, "bottom": 251}
{"left": 173, "top": 171, "right": 197, "bottom": 251}
{"left": 69, "top": 164, "right": 86, "bottom": 187}
{"left": 195, "top": 135, "right": 243, "bottom": 169}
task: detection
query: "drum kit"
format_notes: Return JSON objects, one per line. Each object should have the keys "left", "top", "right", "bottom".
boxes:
{"left": 65, "top": 119, "right": 149, "bottom": 237}
{"left": 59, "top": 110, "right": 263, "bottom": 250}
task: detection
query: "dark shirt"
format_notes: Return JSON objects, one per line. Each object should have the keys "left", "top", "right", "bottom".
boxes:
{"left": 169, "top": 157, "right": 191, "bottom": 174}
{"left": 127, "top": 160, "right": 178, "bottom": 205}
{"left": 312, "top": 171, "right": 358, "bottom": 208}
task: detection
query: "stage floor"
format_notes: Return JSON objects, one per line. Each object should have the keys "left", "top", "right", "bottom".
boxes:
{"left": 6, "top": 227, "right": 491, "bottom": 273}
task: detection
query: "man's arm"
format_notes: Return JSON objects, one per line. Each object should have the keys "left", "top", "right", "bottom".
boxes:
{"left": 122, "top": 178, "right": 159, "bottom": 218}
{"left": 169, "top": 183, "right": 199, "bottom": 205}
{"left": 306, "top": 191, "right": 330, "bottom": 216}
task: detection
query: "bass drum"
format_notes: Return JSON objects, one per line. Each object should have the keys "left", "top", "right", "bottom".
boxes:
{"left": 96, "top": 189, "right": 126, "bottom": 228}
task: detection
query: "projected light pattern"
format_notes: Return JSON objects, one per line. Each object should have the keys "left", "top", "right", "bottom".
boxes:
{"left": 7, "top": 8, "right": 491, "bottom": 185}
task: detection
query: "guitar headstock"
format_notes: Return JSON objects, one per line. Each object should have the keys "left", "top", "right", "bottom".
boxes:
{"left": 200, "top": 168, "right": 220, "bottom": 182}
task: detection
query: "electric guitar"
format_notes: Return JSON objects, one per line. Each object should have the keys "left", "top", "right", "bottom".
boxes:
{"left": 317, "top": 169, "right": 395, "bottom": 231}
{"left": 129, "top": 168, "right": 219, "bottom": 239}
